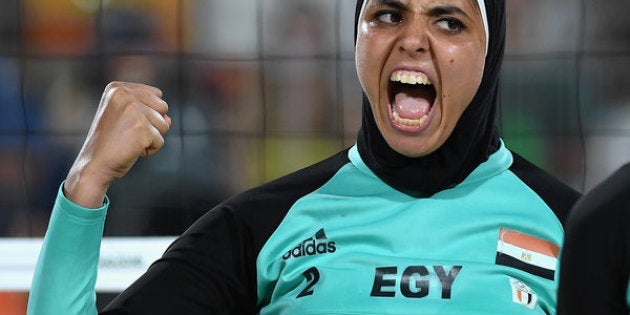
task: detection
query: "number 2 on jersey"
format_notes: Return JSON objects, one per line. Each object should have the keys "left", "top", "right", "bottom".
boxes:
{"left": 297, "top": 267, "right": 320, "bottom": 298}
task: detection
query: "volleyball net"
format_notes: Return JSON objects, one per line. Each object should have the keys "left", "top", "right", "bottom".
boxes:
{"left": 0, "top": 0, "right": 629, "bottom": 308}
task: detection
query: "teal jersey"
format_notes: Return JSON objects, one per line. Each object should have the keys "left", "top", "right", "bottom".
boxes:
{"left": 256, "top": 144, "right": 563, "bottom": 314}
{"left": 29, "top": 142, "right": 579, "bottom": 314}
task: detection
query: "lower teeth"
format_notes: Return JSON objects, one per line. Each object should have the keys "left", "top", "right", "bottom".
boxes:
{"left": 393, "top": 110, "right": 427, "bottom": 127}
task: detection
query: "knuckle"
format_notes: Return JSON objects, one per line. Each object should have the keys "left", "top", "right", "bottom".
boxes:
{"left": 106, "top": 86, "right": 127, "bottom": 102}
{"left": 124, "top": 102, "right": 145, "bottom": 118}
{"left": 109, "top": 89, "right": 140, "bottom": 110}
{"left": 106, "top": 81, "right": 125, "bottom": 91}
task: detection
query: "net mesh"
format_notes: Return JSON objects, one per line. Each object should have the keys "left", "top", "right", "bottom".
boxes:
{"left": 0, "top": 0, "right": 629, "bottom": 238}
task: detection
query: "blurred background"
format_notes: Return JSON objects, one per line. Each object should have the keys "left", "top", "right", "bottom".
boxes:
{"left": 0, "top": 0, "right": 629, "bottom": 312}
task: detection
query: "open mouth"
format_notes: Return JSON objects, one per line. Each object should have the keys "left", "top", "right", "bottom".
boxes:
{"left": 388, "top": 70, "right": 437, "bottom": 128}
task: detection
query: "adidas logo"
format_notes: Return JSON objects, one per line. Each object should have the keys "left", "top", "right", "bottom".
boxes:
{"left": 282, "top": 228, "right": 336, "bottom": 260}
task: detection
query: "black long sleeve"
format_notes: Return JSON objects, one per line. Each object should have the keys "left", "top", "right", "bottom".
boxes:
{"left": 558, "top": 163, "right": 630, "bottom": 315}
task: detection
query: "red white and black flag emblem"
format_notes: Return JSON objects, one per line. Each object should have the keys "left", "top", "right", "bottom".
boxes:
{"left": 495, "top": 227, "right": 559, "bottom": 280}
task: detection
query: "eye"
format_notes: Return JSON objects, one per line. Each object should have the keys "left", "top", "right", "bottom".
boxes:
{"left": 435, "top": 17, "right": 466, "bottom": 33}
{"left": 375, "top": 11, "right": 403, "bottom": 24}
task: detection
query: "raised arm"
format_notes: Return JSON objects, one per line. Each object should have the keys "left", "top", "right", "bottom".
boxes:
{"left": 27, "top": 82, "right": 171, "bottom": 315}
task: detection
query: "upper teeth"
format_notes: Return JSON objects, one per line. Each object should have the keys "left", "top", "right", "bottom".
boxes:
{"left": 390, "top": 70, "right": 431, "bottom": 85}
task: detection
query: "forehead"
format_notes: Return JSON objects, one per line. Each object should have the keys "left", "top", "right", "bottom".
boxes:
{"left": 363, "top": 0, "right": 481, "bottom": 15}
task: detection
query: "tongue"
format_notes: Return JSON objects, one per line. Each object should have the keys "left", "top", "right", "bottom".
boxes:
{"left": 394, "top": 90, "right": 432, "bottom": 119}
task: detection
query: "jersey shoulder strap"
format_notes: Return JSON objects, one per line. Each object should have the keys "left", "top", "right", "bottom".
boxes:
{"left": 508, "top": 151, "right": 582, "bottom": 226}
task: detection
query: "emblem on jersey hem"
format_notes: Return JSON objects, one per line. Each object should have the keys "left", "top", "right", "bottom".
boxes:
{"left": 509, "top": 277, "right": 537, "bottom": 309}
{"left": 495, "top": 227, "right": 559, "bottom": 280}
{"left": 282, "top": 228, "right": 336, "bottom": 260}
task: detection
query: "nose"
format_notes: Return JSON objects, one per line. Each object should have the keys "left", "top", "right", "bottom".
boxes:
{"left": 398, "top": 20, "right": 429, "bottom": 56}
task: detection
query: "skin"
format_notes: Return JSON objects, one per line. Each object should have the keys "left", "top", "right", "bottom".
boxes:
{"left": 355, "top": 0, "right": 486, "bottom": 157}
{"left": 64, "top": 82, "right": 171, "bottom": 208}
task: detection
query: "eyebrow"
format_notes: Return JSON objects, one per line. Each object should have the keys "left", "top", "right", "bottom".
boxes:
{"left": 426, "top": 5, "right": 471, "bottom": 20}
{"left": 370, "top": 0, "right": 409, "bottom": 11}
{"left": 368, "top": 1, "right": 472, "bottom": 21}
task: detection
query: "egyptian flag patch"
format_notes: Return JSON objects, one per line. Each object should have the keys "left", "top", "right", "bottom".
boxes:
{"left": 496, "top": 228, "right": 559, "bottom": 280}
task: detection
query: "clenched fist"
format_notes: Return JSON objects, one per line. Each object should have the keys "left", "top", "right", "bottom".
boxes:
{"left": 64, "top": 82, "right": 172, "bottom": 208}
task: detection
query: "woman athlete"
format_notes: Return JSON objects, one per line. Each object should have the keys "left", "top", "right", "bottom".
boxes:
{"left": 28, "top": 0, "right": 580, "bottom": 314}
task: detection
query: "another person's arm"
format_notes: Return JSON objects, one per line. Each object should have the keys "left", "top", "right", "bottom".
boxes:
{"left": 558, "top": 163, "right": 630, "bottom": 314}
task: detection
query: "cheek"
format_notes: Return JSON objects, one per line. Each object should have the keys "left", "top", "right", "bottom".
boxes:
{"left": 355, "top": 48, "right": 370, "bottom": 98}
{"left": 355, "top": 36, "right": 381, "bottom": 95}
{"left": 441, "top": 48, "right": 484, "bottom": 108}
